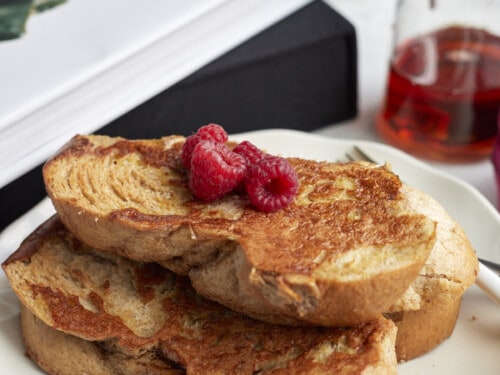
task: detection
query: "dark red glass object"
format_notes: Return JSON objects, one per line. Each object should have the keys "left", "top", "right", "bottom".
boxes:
{"left": 377, "top": 26, "right": 500, "bottom": 162}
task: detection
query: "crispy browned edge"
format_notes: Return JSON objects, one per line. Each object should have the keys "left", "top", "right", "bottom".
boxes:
{"left": 19, "top": 303, "right": 397, "bottom": 375}
{"left": 388, "top": 292, "right": 462, "bottom": 362}
{"left": 387, "top": 185, "right": 478, "bottom": 361}
{"left": 20, "top": 304, "right": 182, "bottom": 375}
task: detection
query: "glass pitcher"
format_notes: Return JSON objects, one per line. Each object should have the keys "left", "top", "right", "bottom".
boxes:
{"left": 376, "top": 0, "right": 500, "bottom": 162}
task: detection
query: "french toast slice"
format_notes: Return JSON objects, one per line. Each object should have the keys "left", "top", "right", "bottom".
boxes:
{"left": 42, "top": 134, "right": 437, "bottom": 326}
{"left": 3, "top": 216, "right": 398, "bottom": 375}
{"left": 385, "top": 185, "right": 478, "bottom": 361}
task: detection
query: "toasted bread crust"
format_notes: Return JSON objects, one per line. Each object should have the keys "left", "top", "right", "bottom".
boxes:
{"left": 386, "top": 185, "right": 478, "bottom": 361}
{"left": 20, "top": 304, "right": 397, "bottom": 375}
{"left": 386, "top": 287, "right": 462, "bottom": 362}
{"left": 5, "top": 217, "right": 398, "bottom": 374}
{"left": 42, "top": 134, "right": 437, "bottom": 326}
{"left": 20, "top": 305, "right": 182, "bottom": 375}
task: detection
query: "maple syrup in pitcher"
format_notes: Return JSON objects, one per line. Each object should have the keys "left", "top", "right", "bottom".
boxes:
{"left": 377, "top": 25, "right": 500, "bottom": 162}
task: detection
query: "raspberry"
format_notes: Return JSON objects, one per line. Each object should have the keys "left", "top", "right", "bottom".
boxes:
{"left": 181, "top": 134, "right": 202, "bottom": 169}
{"left": 181, "top": 124, "right": 228, "bottom": 170}
{"left": 189, "top": 140, "right": 246, "bottom": 201}
{"left": 197, "top": 123, "right": 228, "bottom": 143}
{"left": 233, "top": 140, "right": 265, "bottom": 165}
{"left": 244, "top": 156, "right": 299, "bottom": 212}
{"left": 181, "top": 124, "right": 299, "bottom": 210}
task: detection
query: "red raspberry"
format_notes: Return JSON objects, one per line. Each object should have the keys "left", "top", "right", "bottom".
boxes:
{"left": 244, "top": 156, "right": 299, "bottom": 212}
{"left": 181, "top": 124, "right": 228, "bottom": 170}
{"left": 197, "top": 123, "right": 228, "bottom": 143}
{"left": 181, "top": 134, "right": 201, "bottom": 169}
{"left": 233, "top": 140, "right": 265, "bottom": 165}
{"left": 189, "top": 140, "right": 246, "bottom": 201}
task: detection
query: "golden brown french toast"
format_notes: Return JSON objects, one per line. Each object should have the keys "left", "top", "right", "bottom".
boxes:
{"left": 3, "top": 216, "right": 398, "bottom": 375}
{"left": 385, "top": 185, "right": 478, "bottom": 361}
{"left": 42, "top": 134, "right": 437, "bottom": 326}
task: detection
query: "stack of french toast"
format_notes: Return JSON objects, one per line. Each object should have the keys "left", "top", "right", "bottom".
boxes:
{"left": 2, "top": 126, "right": 478, "bottom": 374}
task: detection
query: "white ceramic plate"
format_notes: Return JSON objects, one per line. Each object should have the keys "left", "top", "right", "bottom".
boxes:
{"left": 1, "top": 129, "right": 499, "bottom": 374}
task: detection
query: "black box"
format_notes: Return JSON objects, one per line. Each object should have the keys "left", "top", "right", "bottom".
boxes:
{"left": 0, "top": 0, "right": 357, "bottom": 230}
